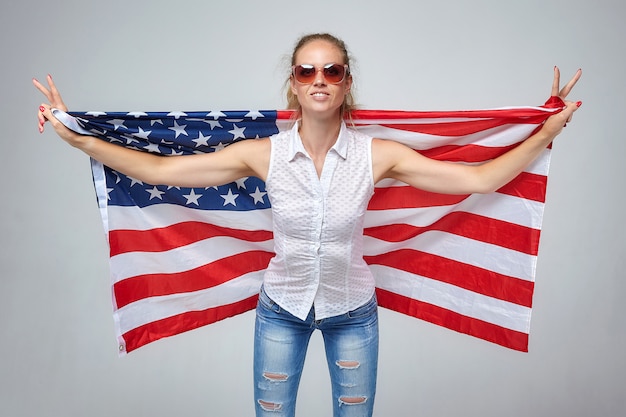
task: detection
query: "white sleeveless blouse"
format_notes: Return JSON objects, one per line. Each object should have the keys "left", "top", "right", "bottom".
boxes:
{"left": 263, "top": 121, "right": 376, "bottom": 320}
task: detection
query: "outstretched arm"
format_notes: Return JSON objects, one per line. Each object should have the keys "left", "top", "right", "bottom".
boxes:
{"left": 373, "top": 67, "right": 582, "bottom": 194}
{"left": 33, "top": 75, "right": 270, "bottom": 187}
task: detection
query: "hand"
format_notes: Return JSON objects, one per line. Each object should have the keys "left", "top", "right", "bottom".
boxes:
{"left": 33, "top": 74, "right": 68, "bottom": 134}
{"left": 542, "top": 67, "right": 582, "bottom": 137}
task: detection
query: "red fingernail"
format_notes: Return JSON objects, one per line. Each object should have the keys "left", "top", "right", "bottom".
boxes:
{"left": 576, "top": 101, "right": 582, "bottom": 107}
{"left": 39, "top": 106, "right": 45, "bottom": 112}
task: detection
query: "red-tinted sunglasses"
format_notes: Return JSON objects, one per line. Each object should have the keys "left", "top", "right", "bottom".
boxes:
{"left": 291, "top": 63, "right": 350, "bottom": 84}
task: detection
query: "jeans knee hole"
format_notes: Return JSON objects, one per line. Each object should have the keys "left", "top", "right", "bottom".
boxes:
{"left": 336, "top": 360, "right": 360, "bottom": 369}
{"left": 258, "top": 399, "right": 283, "bottom": 411}
{"left": 263, "top": 372, "right": 289, "bottom": 382}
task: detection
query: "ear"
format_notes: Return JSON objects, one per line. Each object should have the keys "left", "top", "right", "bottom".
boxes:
{"left": 290, "top": 75, "right": 298, "bottom": 96}
{"left": 344, "top": 74, "right": 353, "bottom": 95}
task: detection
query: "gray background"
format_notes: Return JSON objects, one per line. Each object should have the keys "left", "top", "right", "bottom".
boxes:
{"left": 2, "top": 0, "right": 624, "bottom": 416}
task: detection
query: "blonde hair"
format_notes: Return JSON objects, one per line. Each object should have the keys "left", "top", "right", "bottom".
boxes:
{"left": 285, "top": 33, "right": 356, "bottom": 121}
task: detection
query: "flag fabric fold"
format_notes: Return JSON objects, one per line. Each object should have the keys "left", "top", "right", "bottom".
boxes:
{"left": 57, "top": 99, "right": 562, "bottom": 355}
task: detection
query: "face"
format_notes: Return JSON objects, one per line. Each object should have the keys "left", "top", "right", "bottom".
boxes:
{"left": 290, "top": 39, "right": 352, "bottom": 118}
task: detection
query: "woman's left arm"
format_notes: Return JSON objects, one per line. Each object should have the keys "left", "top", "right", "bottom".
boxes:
{"left": 374, "top": 67, "right": 582, "bottom": 194}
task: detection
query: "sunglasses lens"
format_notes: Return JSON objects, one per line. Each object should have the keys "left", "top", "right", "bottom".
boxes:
{"left": 293, "top": 64, "right": 348, "bottom": 84}
{"left": 294, "top": 65, "right": 316, "bottom": 83}
{"left": 323, "top": 64, "right": 345, "bottom": 83}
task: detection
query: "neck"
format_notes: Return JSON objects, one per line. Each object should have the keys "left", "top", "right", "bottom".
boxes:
{"left": 298, "top": 111, "right": 343, "bottom": 157}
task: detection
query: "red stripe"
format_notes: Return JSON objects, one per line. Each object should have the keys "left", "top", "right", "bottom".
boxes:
{"left": 114, "top": 250, "right": 273, "bottom": 309}
{"left": 122, "top": 295, "right": 258, "bottom": 353}
{"left": 370, "top": 119, "right": 515, "bottom": 137}
{"left": 375, "top": 288, "right": 529, "bottom": 352}
{"left": 365, "top": 249, "right": 535, "bottom": 307}
{"left": 368, "top": 187, "right": 469, "bottom": 209}
{"left": 419, "top": 143, "right": 518, "bottom": 162}
{"left": 351, "top": 109, "right": 555, "bottom": 121}
{"left": 109, "top": 222, "right": 273, "bottom": 256}
{"left": 364, "top": 211, "right": 541, "bottom": 255}
{"left": 369, "top": 172, "right": 546, "bottom": 211}
{"left": 496, "top": 172, "right": 547, "bottom": 203}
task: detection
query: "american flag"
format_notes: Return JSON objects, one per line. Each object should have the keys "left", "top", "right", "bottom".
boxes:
{"left": 56, "top": 98, "right": 562, "bottom": 355}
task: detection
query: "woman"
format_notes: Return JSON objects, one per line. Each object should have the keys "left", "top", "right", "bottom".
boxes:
{"left": 34, "top": 33, "right": 581, "bottom": 417}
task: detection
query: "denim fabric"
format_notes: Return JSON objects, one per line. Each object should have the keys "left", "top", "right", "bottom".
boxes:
{"left": 254, "top": 287, "right": 379, "bottom": 417}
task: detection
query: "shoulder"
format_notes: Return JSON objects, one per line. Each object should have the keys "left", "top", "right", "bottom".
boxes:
{"left": 371, "top": 137, "right": 407, "bottom": 154}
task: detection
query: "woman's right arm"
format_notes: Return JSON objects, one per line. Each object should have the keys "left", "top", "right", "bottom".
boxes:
{"left": 33, "top": 75, "right": 270, "bottom": 188}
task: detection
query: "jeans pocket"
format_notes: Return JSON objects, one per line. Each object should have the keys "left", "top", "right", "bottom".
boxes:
{"left": 347, "top": 294, "right": 378, "bottom": 319}
{"left": 258, "top": 287, "right": 281, "bottom": 314}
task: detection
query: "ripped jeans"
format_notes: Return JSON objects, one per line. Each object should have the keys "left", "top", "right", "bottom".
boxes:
{"left": 253, "top": 287, "right": 379, "bottom": 417}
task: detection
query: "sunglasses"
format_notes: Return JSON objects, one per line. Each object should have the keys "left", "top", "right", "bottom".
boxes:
{"left": 292, "top": 63, "right": 350, "bottom": 84}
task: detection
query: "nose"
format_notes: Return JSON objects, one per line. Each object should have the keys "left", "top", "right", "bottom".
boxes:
{"left": 313, "top": 68, "right": 326, "bottom": 85}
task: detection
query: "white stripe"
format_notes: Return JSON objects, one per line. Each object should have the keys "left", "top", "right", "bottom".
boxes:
{"left": 356, "top": 123, "right": 538, "bottom": 149}
{"left": 365, "top": 192, "right": 545, "bottom": 230}
{"left": 114, "top": 271, "right": 264, "bottom": 335}
{"left": 364, "top": 231, "right": 537, "bottom": 281}
{"left": 371, "top": 265, "right": 532, "bottom": 333}
{"left": 109, "top": 236, "right": 274, "bottom": 282}
{"left": 107, "top": 203, "right": 273, "bottom": 231}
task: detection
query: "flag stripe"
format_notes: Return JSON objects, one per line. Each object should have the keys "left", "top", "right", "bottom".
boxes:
{"left": 364, "top": 210, "right": 541, "bottom": 255}
{"left": 365, "top": 249, "right": 534, "bottom": 307}
{"left": 364, "top": 231, "right": 537, "bottom": 281}
{"left": 113, "top": 251, "right": 274, "bottom": 309}
{"left": 115, "top": 271, "right": 264, "bottom": 335}
{"left": 372, "top": 265, "right": 532, "bottom": 331}
{"left": 121, "top": 295, "right": 259, "bottom": 353}
{"left": 109, "top": 235, "right": 274, "bottom": 282}
{"left": 109, "top": 221, "right": 273, "bottom": 256}
{"left": 364, "top": 192, "right": 545, "bottom": 230}
{"left": 375, "top": 288, "right": 529, "bottom": 352}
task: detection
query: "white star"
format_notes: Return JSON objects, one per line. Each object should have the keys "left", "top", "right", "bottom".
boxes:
{"left": 168, "top": 121, "right": 188, "bottom": 138}
{"left": 205, "top": 120, "right": 222, "bottom": 130}
{"left": 207, "top": 111, "right": 226, "bottom": 120}
{"left": 121, "top": 134, "right": 140, "bottom": 145}
{"left": 106, "top": 187, "right": 114, "bottom": 200}
{"left": 144, "top": 142, "right": 161, "bottom": 153}
{"left": 86, "top": 111, "right": 107, "bottom": 117}
{"left": 135, "top": 126, "right": 152, "bottom": 140}
{"left": 108, "top": 119, "right": 127, "bottom": 130}
{"left": 245, "top": 111, "right": 264, "bottom": 120}
{"left": 127, "top": 111, "right": 148, "bottom": 118}
{"left": 128, "top": 177, "right": 144, "bottom": 187}
{"left": 167, "top": 111, "right": 188, "bottom": 119}
{"left": 220, "top": 189, "right": 239, "bottom": 206}
{"left": 169, "top": 149, "right": 184, "bottom": 156}
{"left": 234, "top": 177, "right": 249, "bottom": 189}
{"left": 107, "top": 136, "right": 123, "bottom": 144}
{"left": 250, "top": 187, "right": 267, "bottom": 204}
{"left": 89, "top": 128, "right": 106, "bottom": 135}
{"left": 183, "top": 189, "right": 202, "bottom": 205}
{"left": 150, "top": 119, "right": 164, "bottom": 126}
{"left": 192, "top": 132, "right": 212, "bottom": 147}
{"left": 211, "top": 142, "right": 228, "bottom": 152}
{"left": 146, "top": 186, "right": 165, "bottom": 200}
{"left": 229, "top": 124, "right": 246, "bottom": 140}
{"left": 166, "top": 185, "right": 181, "bottom": 190}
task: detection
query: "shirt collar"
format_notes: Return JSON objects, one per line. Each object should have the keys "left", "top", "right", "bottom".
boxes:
{"left": 287, "top": 120, "right": 349, "bottom": 161}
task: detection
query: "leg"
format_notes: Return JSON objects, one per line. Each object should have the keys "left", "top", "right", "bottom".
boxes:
{"left": 254, "top": 288, "right": 314, "bottom": 416}
{"left": 320, "top": 295, "right": 379, "bottom": 417}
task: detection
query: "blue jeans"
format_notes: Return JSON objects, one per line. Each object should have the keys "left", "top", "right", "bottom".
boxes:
{"left": 253, "top": 287, "right": 379, "bottom": 417}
